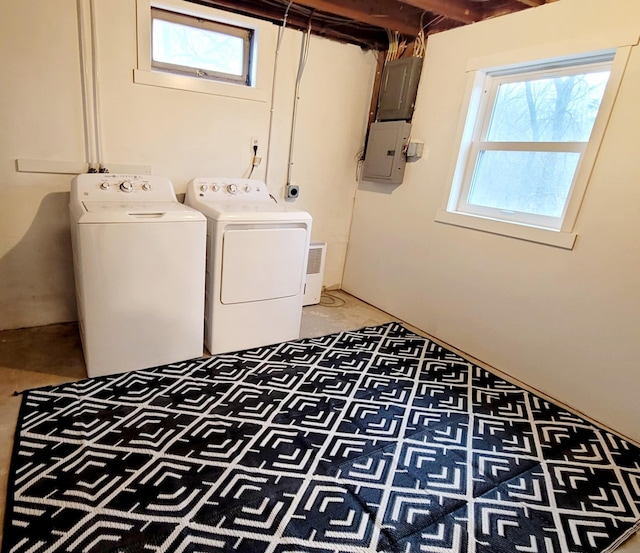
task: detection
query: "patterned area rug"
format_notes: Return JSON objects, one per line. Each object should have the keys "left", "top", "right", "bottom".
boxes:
{"left": 2, "top": 322, "right": 640, "bottom": 552}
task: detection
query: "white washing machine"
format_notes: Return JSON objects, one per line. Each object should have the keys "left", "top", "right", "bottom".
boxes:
{"left": 70, "top": 173, "right": 206, "bottom": 377}
{"left": 185, "top": 178, "right": 312, "bottom": 354}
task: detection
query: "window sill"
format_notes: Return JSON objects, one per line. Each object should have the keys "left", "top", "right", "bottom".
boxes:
{"left": 435, "top": 210, "right": 577, "bottom": 250}
{"left": 133, "top": 69, "right": 268, "bottom": 102}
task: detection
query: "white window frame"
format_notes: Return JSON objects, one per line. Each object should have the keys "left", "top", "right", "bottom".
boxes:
{"left": 150, "top": 7, "right": 253, "bottom": 86}
{"left": 458, "top": 58, "right": 612, "bottom": 230}
{"left": 436, "top": 45, "right": 633, "bottom": 250}
{"left": 134, "top": 0, "right": 276, "bottom": 102}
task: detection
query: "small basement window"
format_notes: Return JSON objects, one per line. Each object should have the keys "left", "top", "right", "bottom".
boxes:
{"left": 150, "top": 7, "right": 253, "bottom": 85}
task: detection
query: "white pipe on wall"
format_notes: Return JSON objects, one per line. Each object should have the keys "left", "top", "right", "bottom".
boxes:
{"left": 76, "top": 0, "right": 98, "bottom": 170}
{"left": 89, "top": 0, "right": 104, "bottom": 170}
{"left": 264, "top": 2, "right": 293, "bottom": 191}
{"left": 286, "top": 25, "right": 311, "bottom": 187}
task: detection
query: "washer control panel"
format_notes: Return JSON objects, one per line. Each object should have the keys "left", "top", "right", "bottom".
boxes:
{"left": 190, "top": 178, "right": 271, "bottom": 202}
{"left": 73, "top": 174, "right": 177, "bottom": 202}
{"left": 95, "top": 176, "right": 151, "bottom": 193}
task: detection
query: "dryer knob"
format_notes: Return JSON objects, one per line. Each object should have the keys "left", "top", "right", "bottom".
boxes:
{"left": 142, "top": 182, "right": 151, "bottom": 191}
{"left": 227, "top": 184, "right": 238, "bottom": 194}
{"left": 199, "top": 184, "right": 208, "bottom": 192}
{"left": 212, "top": 185, "right": 220, "bottom": 192}
{"left": 119, "top": 181, "right": 133, "bottom": 192}
{"left": 244, "top": 185, "right": 252, "bottom": 193}
{"left": 100, "top": 182, "right": 110, "bottom": 190}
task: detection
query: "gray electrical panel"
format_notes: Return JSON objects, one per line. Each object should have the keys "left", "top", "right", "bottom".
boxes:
{"left": 362, "top": 121, "right": 411, "bottom": 184}
{"left": 377, "top": 57, "right": 423, "bottom": 121}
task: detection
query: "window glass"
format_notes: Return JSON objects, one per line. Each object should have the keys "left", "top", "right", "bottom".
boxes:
{"left": 153, "top": 19, "right": 245, "bottom": 76}
{"left": 150, "top": 8, "right": 252, "bottom": 85}
{"left": 468, "top": 150, "right": 580, "bottom": 217}
{"left": 487, "top": 71, "right": 610, "bottom": 142}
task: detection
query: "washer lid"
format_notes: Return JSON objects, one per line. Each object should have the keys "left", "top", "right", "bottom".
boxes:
{"left": 79, "top": 201, "right": 205, "bottom": 223}
{"left": 197, "top": 202, "right": 312, "bottom": 222}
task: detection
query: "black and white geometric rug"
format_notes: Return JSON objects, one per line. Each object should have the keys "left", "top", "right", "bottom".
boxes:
{"left": 2, "top": 322, "right": 640, "bottom": 552}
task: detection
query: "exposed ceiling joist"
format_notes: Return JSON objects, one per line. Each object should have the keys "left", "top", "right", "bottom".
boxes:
{"left": 481, "top": 0, "right": 550, "bottom": 21}
{"left": 513, "top": 0, "right": 547, "bottom": 6}
{"left": 395, "top": 0, "right": 482, "bottom": 24}
{"left": 192, "top": 0, "right": 553, "bottom": 50}
{"left": 289, "top": 0, "right": 423, "bottom": 36}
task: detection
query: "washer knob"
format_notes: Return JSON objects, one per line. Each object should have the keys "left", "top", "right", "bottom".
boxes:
{"left": 142, "top": 182, "right": 151, "bottom": 191}
{"left": 244, "top": 185, "right": 252, "bottom": 193}
{"left": 100, "top": 182, "right": 110, "bottom": 190}
{"left": 212, "top": 184, "right": 220, "bottom": 192}
{"left": 119, "top": 181, "right": 133, "bottom": 192}
{"left": 227, "top": 184, "right": 238, "bottom": 194}
{"left": 199, "top": 184, "right": 208, "bottom": 192}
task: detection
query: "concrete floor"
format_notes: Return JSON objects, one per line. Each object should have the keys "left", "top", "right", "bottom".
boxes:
{"left": 0, "top": 290, "right": 638, "bottom": 551}
{"left": 0, "top": 290, "right": 398, "bottom": 545}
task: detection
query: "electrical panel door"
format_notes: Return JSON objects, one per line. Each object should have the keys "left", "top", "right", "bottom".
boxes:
{"left": 362, "top": 121, "right": 412, "bottom": 184}
{"left": 377, "top": 57, "right": 423, "bottom": 121}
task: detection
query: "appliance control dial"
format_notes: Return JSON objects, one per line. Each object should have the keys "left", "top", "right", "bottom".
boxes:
{"left": 212, "top": 184, "right": 220, "bottom": 192}
{"left": 244, "top": 185, "right": 252, "bottom": 193}
{"left": 142, "top": 182, "right": 151, "bottom": 191}
{"left": 200, "top": 184, "right": 208, "bottom": 192}
{"left": 100, "top": 182, "right": 110, "bottom": 190}
{"left": 227, "top": 184, "right": 238, "bottom": 195}
{"left": 119, "top": 181, "right": 133, "bottom": 192}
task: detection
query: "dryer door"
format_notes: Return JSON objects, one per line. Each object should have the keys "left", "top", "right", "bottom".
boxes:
{"left": 220, "top": 226, "right": 307, "bottom": 304}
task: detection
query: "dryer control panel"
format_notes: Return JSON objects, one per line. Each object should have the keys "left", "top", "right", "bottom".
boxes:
{"left": 188, "top": 178, "right": 271, "bottom": 203}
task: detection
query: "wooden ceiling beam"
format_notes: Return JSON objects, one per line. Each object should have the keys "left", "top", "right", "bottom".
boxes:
{"left": 481, "top": 0, "right": 531, "bottom": 19}
{"left": 190, "top": 0, "right": 390, "bottom": 48}
{"left": 193, "top": 0, "right": 546, "bottom": 49}
{"left": 289, "top": 0, "right": 422, "bottom": 36}
{"left": 512, "top": 0, "right": 546, "bottom": 6}
{"left": 394, "top": 0, "right": 483, "bottom": 24}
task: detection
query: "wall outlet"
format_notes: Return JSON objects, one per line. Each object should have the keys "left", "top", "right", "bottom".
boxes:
{"left": 285, "top": 184, "right": 299, "bottom": 200}
{"left": 251, "top": 136, "right": 259, "bottom": 150}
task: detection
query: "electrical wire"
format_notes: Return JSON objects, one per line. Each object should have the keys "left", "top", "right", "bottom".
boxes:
{"left": 247, "top": 144, "right": 258, "bottom": 178}
{"left": 263, "top": 0, "right": 378, "bottom": 28}
{"left": 286, "top": 19, "right": 312, "bottom": 187}
{"left": 264, "top": 0, "right": 293, "bottom": 188}
{"left": 277, "top": 0, "right": 293, "bottom": 50}
{"left": 385, "top": 29, "right": 397, "bottom": 62}
{"left": 319, "top": 290, "right": 346, "bottom": 308}
{"left": 385, "top": 29, "right": 412, "bottom": 62}
{"left": 409, "top": 11, "right": 443, "bottom": 59}
{"left": 413, "top": 30, "right": 424, "bottom": 58}
{"left": 397, "top": 34, "right": 408, "bottom": 59}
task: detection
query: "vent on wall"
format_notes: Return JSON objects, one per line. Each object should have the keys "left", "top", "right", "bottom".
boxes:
{"left": 303, "top": 241, "right": 326, "bottom": 306}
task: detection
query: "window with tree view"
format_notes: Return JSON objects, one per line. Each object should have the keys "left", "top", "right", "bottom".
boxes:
{"left": 454, "top": 56, "right": 612, "bottom": 230}
{"left": 151, "top": 8, "right": 252, "bottom": 85}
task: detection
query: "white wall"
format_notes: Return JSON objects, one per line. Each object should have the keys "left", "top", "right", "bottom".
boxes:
{"left": 0, "top": 1, "right": 84, "bottom": 329}
{"left": 0, "top": 0, "right": 377, "bottom": 330}
{"left": 267, "top": 30, "right": 377, "bottom": 287}
{"left": 343, "top": 0, "right": 640, "bottom": 442}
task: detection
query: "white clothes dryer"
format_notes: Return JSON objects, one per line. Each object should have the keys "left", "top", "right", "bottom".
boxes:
{"left": 185, "top": 178, "right": 312, "bottom": 354}
{"left": 70, "top": 173, "right": 206, "bottom": 377}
